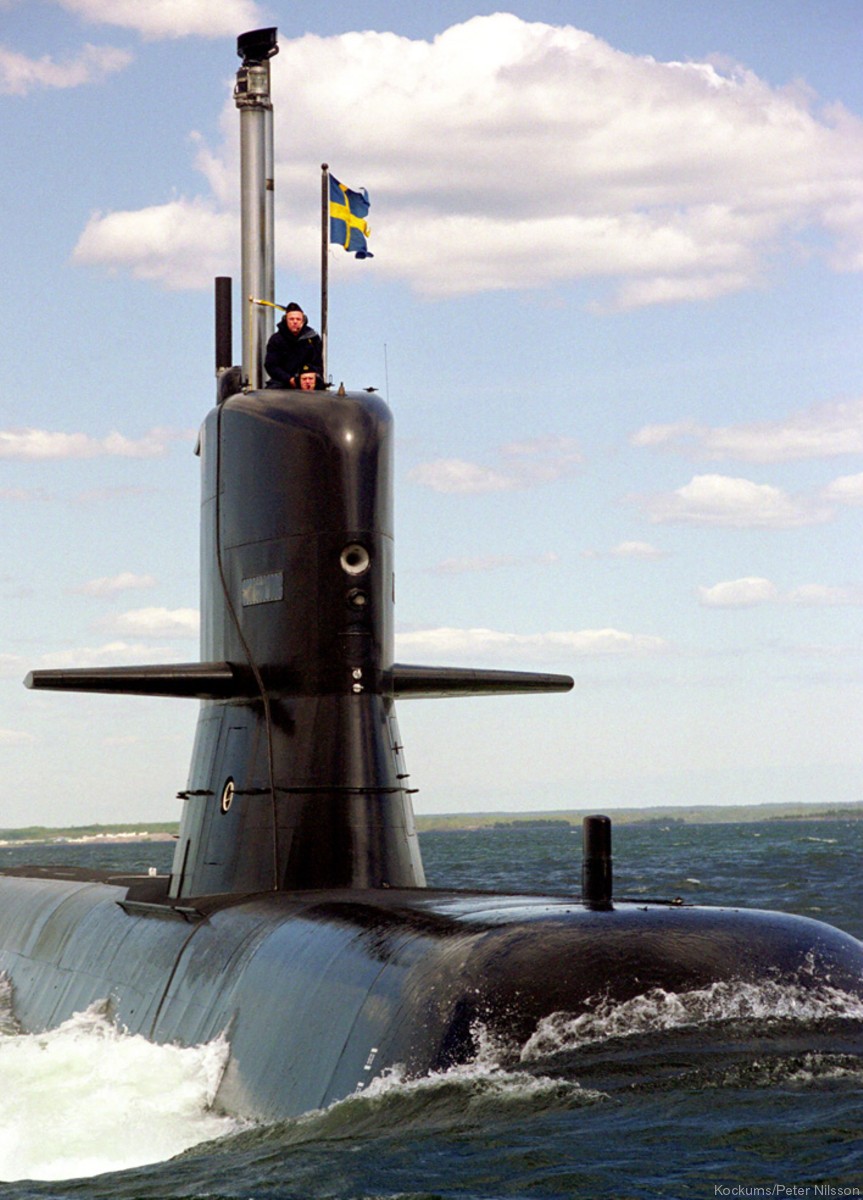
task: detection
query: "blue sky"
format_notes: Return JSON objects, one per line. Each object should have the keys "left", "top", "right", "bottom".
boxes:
{"left": 2, "top": 1, "right": 862, "bottom": 826}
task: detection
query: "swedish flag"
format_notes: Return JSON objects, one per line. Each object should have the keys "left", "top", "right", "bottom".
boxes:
{"left": 329, "top": 175, "right": 373, "bottom": 259}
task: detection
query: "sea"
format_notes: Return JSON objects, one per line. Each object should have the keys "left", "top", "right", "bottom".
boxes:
{"left": 1, "top": 818, "right": 862, "bottom": 1200}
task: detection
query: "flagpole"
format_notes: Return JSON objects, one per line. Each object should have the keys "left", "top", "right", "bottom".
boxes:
{"left": 321, "top": 162, "right": 329, "bottom": 382}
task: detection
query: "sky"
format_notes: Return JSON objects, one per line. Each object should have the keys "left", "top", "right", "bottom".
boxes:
{"left": 1, "top": 0, "right": 862, "bottom": 827}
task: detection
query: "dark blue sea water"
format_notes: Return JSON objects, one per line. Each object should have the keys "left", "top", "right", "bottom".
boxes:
{"left": 1, "top": 819, "right": 862, "bottom": 1200}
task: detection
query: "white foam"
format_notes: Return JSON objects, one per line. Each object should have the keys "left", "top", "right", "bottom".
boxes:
{"left": 0, "top": 998, "right": 242, "bottom": 1182}
{"left": 293, "top": 1058, "right": 606, "bottom": 1141}
{"left": 784, "top": 1053, "right": 863, "bottom": 1085}
{"left": 274, "top": 1020, "right": 606, "bottom": 1146}
{"left": 360, "top": 1057, "right": 601, "bottom": 1108}
{"left": 521, "top": 979, "right": 863, "bottom": 1060}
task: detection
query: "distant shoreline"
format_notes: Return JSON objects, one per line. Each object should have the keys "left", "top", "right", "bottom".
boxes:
{"left": 0, "top": 832, "right": 178, "bottom": 848}
{"left": 421, "top": 801, "right": 863, "bottom": 832}
{"left": 2, "top": 800, "right": 861, "bottom": 846}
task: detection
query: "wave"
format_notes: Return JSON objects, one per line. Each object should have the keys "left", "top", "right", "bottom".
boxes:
{"left": 247, "top": 977, "right": 863, "bottom": 1150}
{"left": 3, "top": 970, "right": 863, "bottom": 1183}
{"left": 714, "top": 1050, "right": 863, "bottom": 1090}
{"left": 270, "top": 1061, "right": 607, "bottom": 1149}
{"left": 520, "top": 977, "right": 863, "bottom": 1059}
{"left": 0, "top": 997, "right": 242, "bottom": 1183}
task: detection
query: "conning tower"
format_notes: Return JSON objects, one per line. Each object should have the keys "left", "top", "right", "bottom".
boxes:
{"left": 171, "top": 383, "right": 424, "bottom": 896}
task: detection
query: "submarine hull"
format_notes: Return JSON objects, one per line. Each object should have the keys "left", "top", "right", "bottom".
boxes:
{"left": 2, "top": 869, "right": 862, "bottom": 1121}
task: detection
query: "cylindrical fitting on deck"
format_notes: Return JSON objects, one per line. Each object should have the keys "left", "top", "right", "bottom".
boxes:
{"left": 582, "top": 814, "right": 613, "bottom": 907}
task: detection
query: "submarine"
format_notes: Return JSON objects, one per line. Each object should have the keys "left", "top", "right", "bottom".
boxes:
{"left": 2, "top": 27, "right": 862, "bottom": 1124}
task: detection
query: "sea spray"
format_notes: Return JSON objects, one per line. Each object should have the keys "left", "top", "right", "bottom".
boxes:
{"left": 269, "top": 1055, "right": 608, "bottom": 1148}
{"left": 520, "top": 978, "right": 863, "bottom": 1059}
{"left": 0, "top": 999, "right": 242, "bottom": 1182}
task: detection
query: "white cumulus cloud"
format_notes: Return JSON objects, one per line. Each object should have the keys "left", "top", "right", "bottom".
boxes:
{"left": 70, "top": 15, "right": 863, "bottom": 302}
{"left": 0, "top": 427, "right": 188, "bottom": 460}
{"left": 698, "top": 577, "right": 863, "bottom": 607}
{"left": 0, "top": 728, "right": 36, "bottom": 745}
{"left": 636, "top": 474, "right": 830, "bottom": 528}
{"left": 582, "top": 541, "right": 669, "bottom": 560}
{"left": 73, "top": 573, "right": 158, "bottom": 596}
{"left": 787, "top": 583, "right": 863, "bottom": 606}
{"left": 823, "top": 471, "right": 863, "bottom": 505}
{"left": 74, "top": 201, "right": 237, "bottom": 289}
{"left": 395, "top": 626, "right": 668, "bottom": 663}
{"left": 0, "top": 41, "right": 131, "bottom": 95}
{"left": 430, "top": 552, "right": 559, "bottom": 575}
{"left": 409, "top": 460, "right": 515, "bottom": 495}
{"left": 409, "top": 436, "right": 582, "bottom": 494}
{"left": 611, "top": 541, "right": 667, "bottom": 559}
{"left": 632, "top": 397, "right": 863, "bottom": 463}
{"left": 0, "top": 653, "right": 26, "bottom": 680}
{"left": 99, "top": 608, "right": 200, "bottom": 638}
{"left": 698, "top": 577, "right": 779, "bottom": 607}
{"left": 32, "top": 641, "right": 180, "bottom": 669}
{"left": 56, "top": 0, "right": 266, "bottom": 39}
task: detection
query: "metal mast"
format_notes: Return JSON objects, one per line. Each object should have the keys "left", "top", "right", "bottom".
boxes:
{"left": 234, "top": 28, "right": 278, "bottom": 389}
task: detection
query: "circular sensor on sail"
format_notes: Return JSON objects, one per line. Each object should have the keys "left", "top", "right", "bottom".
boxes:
{"left": 340, "top": 544, "right": 370, "bottom": 575}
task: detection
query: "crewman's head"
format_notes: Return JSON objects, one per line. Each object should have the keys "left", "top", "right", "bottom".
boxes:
{"left": 298, "top": 367, "right": 318, "bottom": 391}
{"left": 284, "top": 303, "right": 306, "bottom": 334}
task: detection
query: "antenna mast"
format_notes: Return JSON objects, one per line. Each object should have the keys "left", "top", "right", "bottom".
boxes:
{"left": 234, "top": 28, "right": 278, "bottom": 389}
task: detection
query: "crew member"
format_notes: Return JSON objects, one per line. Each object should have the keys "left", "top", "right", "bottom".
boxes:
{"left": 295, "top": 365, "right": 326, "bottom": 392}
{"left": 264, "top": 303, "right": 324, "bottom": 389}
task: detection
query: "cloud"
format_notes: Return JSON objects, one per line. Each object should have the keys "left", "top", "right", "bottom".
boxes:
{"left": 782, "top": 641, "right": 863, "bottom": 660}
{"left": 429, "top": 552, "right": 559, "bottom": 575}
{"left": 632, "top": 397, "right": 863, "bottom": 463}
{"left": 786, "top": 583, "right": 863, "bottom": 606}
{"left": 72, "top": 484, "right": 159, "bottom": 505}
{"left": 55, "top": 0, "right": 266, "bottom": 39}
{"left": 636, "top": 473, "right": 830, "bottom": 528}
{"left": 395, "top": 626, "right": 668, "bottom": 663}
{"left": 699, "top": 577, "right": 863, "bottom": 608}
{"left": 409, "top": 436, "right": 582, "bottom": 494}
{"left": 0, "top": 653, "right": 25, "bottom": 679}
{"left": 98, "top": 607, "right": 199, "bottom": 638}
{"left": 0, "top": 427, "right": 189, "bottom": 460}
{"left": 74, "top": 201, "right": 237, "bottom": 289}
{"left": 0, "top": 729, "right": 35, "bottom": 745}
{"left": 0, "top": 487, "right": 52, "bottom": 502}
{"left": 431, "top": 555, "right": 519, "bottom": 574}
{"left": 409, "top": 460, "right": 514, "bottom": 495}
{"left": 0, "top": 41, "right": 131, "bottom": 95}
{"left": 1, "top": 642, "right": 180, "bottom": 676}
{"left": 584, "top": 541, "right": 668, "bottom": 560}
{"left": 34, "top": 643, "right": 182, "bottom": 672}
{"left": 70, "top": 15, "right": 863, "bottom": 302}
{"left": 823, "top": 471, "right": 863, "bottom": 505}
{"left": 698, "top": 577, "right": 778, "bottom": 607}
{"left": 611, "top": 541, "right": 668, "bottom": 559}
{"left": 73, "top": 573, "right": 158, "bottom": 596}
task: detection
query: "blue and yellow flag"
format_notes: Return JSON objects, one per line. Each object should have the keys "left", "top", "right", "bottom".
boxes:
{"left": 329, "top": 175, "right": 373, "bottom": 259}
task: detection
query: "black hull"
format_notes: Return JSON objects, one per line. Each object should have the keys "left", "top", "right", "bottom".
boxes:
{"left": 2, "top": 869, "right": 861, "bottom": 1121}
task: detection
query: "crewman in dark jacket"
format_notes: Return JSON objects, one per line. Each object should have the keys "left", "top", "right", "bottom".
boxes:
{"left": 264, "top": 303, "right": 324, "bottom": 389}
{"left": 294, "top": 365, "right": 327, "bottom": 392}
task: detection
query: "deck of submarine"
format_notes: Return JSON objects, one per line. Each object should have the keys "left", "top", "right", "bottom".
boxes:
{"left": 0, "top": 862, "right": 693, "bottom": 920}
